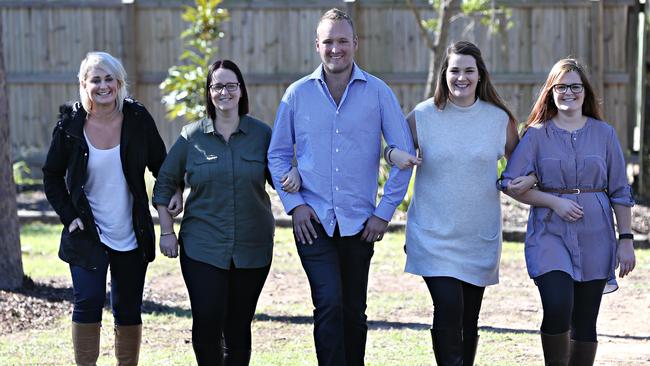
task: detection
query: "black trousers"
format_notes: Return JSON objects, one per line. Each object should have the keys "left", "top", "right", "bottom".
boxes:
{"left": 423, "top": 276, "right": 485, "bottom": 336}
{"left": 180, "top": 249, "right": 270, "bottom": 365}
{"left": 295, "top": 222, "right": 374, "bottom": 366}
{"left": 535, "top": 270, "right": 606, "bottom": 342}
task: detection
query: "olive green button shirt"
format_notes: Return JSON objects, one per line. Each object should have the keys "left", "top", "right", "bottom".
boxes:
{"left": 153, "top": 116, "right": 274, "bottom": 269}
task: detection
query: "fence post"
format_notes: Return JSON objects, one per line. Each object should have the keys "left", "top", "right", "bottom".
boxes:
{"left": 590, "top": 0, "right": 604, "bottom": 99}
{"left": 122, "top": 0, "right": 138, "bottom": 97}
{"left": 640, "top": 2, "right": 650, "bottom": 201}
{"left": 346, "top": 0, "right": 361, "bottom": 66}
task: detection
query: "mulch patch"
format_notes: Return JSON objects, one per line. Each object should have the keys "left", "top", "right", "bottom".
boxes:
{"left": 0, "top": 277, "right": 72, "bottom": 335}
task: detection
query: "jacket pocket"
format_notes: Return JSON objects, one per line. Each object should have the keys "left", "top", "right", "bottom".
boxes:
{"left": 59, "top": 227, "right": 100, "bottom": 269}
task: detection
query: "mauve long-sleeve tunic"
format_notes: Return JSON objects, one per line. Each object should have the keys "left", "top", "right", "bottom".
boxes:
{"left": 501, "top": 119, "right": 634, "bottom": 292}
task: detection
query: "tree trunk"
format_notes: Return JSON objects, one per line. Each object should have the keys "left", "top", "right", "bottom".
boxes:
{"left": 424, "top": 0, "right": 460, "bottom": 99}
{"left": 425, "top": 49, "right": 437, "bottom": 98}
{"left": 0, "top": 20, "right": 24, "bottom": 289}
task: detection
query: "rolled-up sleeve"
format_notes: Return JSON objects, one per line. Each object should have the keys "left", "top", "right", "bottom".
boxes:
{"left": 374, "top": 84, "right": 415, "bottom": 221}
{"left": 501, "top": 129, "right": 536, "bottom": 187}
{"left": 152, "top": 135, "right": 188, "bottom": 208}
{"left": 606, "top": 127, "right": 634, "bottom": 207}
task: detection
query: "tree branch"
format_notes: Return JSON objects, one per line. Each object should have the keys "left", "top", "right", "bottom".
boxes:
{"left": 406, "top": 0, "right": 435, "bottom": 51}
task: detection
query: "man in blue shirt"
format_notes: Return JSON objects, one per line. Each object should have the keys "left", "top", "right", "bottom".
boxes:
{"left": 267, "top": 8, "right": 415, "bottom": 365}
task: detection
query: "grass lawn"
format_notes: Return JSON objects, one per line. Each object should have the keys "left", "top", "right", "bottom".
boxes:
{"left": 2, "top": 223, "right": 648, "bottom": 365}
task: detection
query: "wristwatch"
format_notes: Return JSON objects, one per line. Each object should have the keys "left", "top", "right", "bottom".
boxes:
{"left": 618, "top": 233, "right": 634, "bottom": 241}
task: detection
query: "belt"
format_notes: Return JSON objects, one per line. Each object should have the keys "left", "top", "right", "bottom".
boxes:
{"left": 539, "top": 187, "right": 607, "bottom": 195}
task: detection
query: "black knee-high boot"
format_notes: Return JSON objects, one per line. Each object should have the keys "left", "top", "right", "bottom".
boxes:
{"left": 431, "top": 328, "right": 463, "bottom": 366}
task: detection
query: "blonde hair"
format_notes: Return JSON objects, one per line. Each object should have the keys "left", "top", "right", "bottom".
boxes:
{"left": 78, "top": 51, "right": 128, "bottom": 113}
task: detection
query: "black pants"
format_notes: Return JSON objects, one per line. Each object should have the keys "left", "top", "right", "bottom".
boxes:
{"left": 180, "top": 249, "right": 270, "bottom": 365}
{"left": 295, "top": 222, "right": 374, "bottom": 366}
{"left": 423, "top": 276, "right": 485, "bottom": 336}
{"left": 69, "top": 246, "right": 147, "bottom": 325}
{"left": 535, "top": 270, "right": 606, "bottom": 342}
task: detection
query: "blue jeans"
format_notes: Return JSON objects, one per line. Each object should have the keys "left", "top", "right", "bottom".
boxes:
{"left": 69, "top": 246, "right": 147, "bottom": 325}
{"left": 295, "top": 221, "right": 374, "bottom": 366}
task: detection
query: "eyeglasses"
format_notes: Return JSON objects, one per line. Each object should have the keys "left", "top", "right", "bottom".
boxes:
{"left": 552, "top": 83, "right": 584, "bottom": 94}
{"left": 209, "top": 82, "right": 240, "bottom": 93}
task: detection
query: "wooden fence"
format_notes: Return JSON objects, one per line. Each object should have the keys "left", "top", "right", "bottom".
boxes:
{"left": 1, "top": 0, "right": 642, "bottom": 174}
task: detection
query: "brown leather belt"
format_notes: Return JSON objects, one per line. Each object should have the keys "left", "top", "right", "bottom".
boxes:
{"left": 539, "top": 187, "right": 607, "bottom": 195}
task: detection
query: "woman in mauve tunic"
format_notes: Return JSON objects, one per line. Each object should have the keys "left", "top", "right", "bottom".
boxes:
{"left": 501, "top": 58, "right": 636, "bottom": 366}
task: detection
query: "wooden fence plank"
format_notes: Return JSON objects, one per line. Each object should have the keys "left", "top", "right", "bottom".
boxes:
{"left": 1, "top": 0, "right": 640, "bottom": 165}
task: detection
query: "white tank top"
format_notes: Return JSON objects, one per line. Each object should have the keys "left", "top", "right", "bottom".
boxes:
{"left": 83, "top": 129, "right": 137, "bottom": 251}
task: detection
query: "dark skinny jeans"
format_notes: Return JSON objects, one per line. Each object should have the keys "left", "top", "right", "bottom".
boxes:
{"left": 69, "top": 246, "right": 147, "bottom": 325}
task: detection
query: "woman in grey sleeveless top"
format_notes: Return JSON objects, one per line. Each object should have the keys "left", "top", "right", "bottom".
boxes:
{"left": 386, "top": 41, "right": 529, "bottom": 365}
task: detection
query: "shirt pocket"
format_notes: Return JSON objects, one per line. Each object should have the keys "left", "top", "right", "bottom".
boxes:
{"left": 538, "top": 158, "right": 564, "bottom": 188}
{"left": 581, "top": 155, "right": 607, "bottom": 185}
{"left": 190, "top": 157, "right": 221, "bottom": 185}
{"left": 240, "top": 153, "right": 266, "bottom": 184}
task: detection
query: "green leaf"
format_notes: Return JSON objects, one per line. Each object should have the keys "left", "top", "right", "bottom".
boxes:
{"left": 160, "top": 0, "right": 228, "bottom": 123}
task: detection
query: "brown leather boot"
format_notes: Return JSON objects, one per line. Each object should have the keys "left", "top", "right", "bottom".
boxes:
{"left": 114, "top": 324, "right": 142, "bottom": 366}
{"left": 541, "top": 331, "right": 570, "bottom": 366}
{"left": 71, "top": 322, "right": 101, "bottom": 366}
{"left": 569, "top": 340, "right": 598, "bottom": 366}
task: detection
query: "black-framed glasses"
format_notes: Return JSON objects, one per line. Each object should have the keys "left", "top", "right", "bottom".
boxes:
{"left": 209, "top": 82, "right": 240, "bottom": 93}
{"left": 552, "top": 83, "right": 584, "bottom": 94}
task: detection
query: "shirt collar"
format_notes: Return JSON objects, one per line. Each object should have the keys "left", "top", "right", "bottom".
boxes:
{"left": 309, "top": 63, "right": 367, "bottom": 84}
{"left": 199, "top": 115, "right": 249, "bottom": 135}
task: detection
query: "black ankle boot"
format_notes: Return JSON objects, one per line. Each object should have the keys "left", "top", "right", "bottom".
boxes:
{"left": 431, "top": 328, "right": 463, "bottom": 366}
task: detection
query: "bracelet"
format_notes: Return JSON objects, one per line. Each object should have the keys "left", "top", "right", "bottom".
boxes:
{"left": 160, "top": 231, "right": 175, "bottom": 236}
{"left": 387, "top": 148, "right": 394, "bottom": 165}
{"left": 618, "top": 233, "right": 634, "bottom": 241}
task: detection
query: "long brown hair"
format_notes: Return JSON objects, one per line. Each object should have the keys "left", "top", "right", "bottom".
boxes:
{"left": 525, "top": 58, "right": 603, "bottom": 129}
{"left": 433, "top": 41, "right": 517, "bottom": 130}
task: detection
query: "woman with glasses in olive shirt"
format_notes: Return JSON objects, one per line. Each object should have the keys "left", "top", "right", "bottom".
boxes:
{"left": 153, "top": 59, "right": 288, "bottom": 365}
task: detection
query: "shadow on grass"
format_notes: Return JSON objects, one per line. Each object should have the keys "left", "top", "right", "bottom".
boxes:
{"left": 4, "top": 277, "right": 73, "bottom": 302}
{"left": 3, "top": 278, "right": 191, "bottom": 319}
{"left": 254, "top": 313, "right": 430, "bottom": 330}
{"left": 252, "top": 314, "right": 650, "bottom": 341}
{"left": 141, "top": 300, "right": 191, "bottom": 318}
{"left": 479, "top": 326, "right": 650, "bottom": 341}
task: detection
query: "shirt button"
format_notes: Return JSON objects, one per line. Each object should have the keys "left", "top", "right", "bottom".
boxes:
{"left": 335, "top": 186, "right": 339, "bottom": 191}
{"left": 335, "top": 168, "right": 339, "bottom": 172}
{"left": 335, "top": 148, "right": 339, "bottom": 153}
{"left": 336, "top": 129, "right": 339, "bottom": 134}
{"left": 335, "top": 206, "right": 339, "bottom": 210}
{"left": 336, "top": 111, "right": 339, "bottom": 115}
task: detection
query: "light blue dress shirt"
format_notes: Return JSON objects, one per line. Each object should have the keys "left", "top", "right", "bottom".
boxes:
{"left": 268, "top": 64, "right": 415, "bottom": 237}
